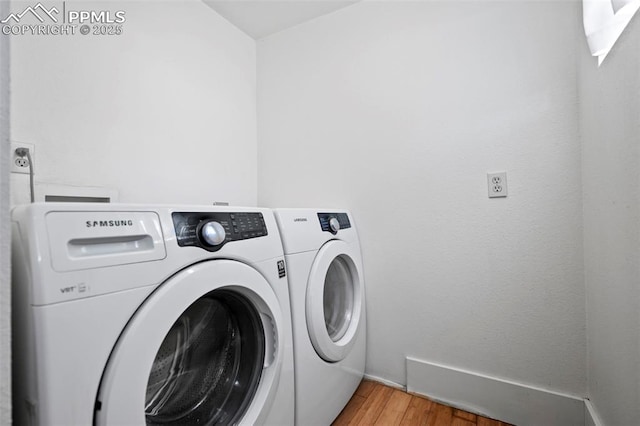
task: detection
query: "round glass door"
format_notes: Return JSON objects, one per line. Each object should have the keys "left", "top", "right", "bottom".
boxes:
{"left": 145, "top": 290, "right": 265, "bottom": 426}
{"left": 94, "top": 260, "right": 284, "bottom": 426}
{"left": 323, "top": 256, "right": 354, "bottom": 342}
{"left": 306, "top": 241, "right": 363, "bottom": 362}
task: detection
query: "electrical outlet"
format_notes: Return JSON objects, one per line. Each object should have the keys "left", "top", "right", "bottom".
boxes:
{"left": 11, "top": 142, "right": 35, "bottom": 174}
{"left": 487, "top": 172, "right": 507, "bottom": 198}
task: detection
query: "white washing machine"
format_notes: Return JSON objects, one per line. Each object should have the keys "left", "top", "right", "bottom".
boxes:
{"left": 274, "top": 209, "right": 366, "bottom": 426}
{"left": 11, "top": 203, "right": 294, "bottom": 426}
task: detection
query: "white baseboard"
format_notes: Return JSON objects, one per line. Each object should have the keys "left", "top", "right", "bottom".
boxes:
{"left": 406, "top": 357, "right": 585, "bottom": 426}
{"left": 584, "top": 399, "right": 603, "bottom": 426}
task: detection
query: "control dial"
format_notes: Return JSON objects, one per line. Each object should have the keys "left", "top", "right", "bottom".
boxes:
{"left": 199, "top": 221, "right": 226, "bottom": 246}
{"left": 329, "top": 217, "right": 340, "bottom": 234}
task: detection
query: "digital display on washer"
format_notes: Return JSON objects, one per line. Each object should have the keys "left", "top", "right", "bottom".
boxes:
{"left": 317, "top": 213, "right": 351, "bottom": 233}
{"left": 172, "top": 212, "right": 267, "bottom": 252}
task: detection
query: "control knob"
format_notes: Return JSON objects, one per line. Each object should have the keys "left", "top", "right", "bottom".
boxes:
{"left": 329, "top": 217, "right": 340, "bottom": 234}
{"left": 199, "top": 221, "right": 226, "bottom": 246}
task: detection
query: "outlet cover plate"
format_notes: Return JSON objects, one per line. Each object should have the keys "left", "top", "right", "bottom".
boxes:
{"left": 487, "top": 172, "right": 507, "bottom": 198}
{"left": 11, "top": 142, "right": 35, "bottom": 174}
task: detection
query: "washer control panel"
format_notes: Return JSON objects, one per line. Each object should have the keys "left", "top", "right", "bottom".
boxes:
{"left": 318, "top": 212, "right": 351, "bottom": 234}
{"left": 172, "top": 212, "right": 267, "bottom": 252}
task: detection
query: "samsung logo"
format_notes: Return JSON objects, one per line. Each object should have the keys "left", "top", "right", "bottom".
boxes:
{"left": 294, "top": 218, "right": 307, "bottom": 222}
{"left": 86, "top": 220, "right": 134, "bottom": 228}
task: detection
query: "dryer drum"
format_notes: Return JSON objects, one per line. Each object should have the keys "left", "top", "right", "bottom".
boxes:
{"left": 145, "top": 290, "right": 266, "bottom": 425}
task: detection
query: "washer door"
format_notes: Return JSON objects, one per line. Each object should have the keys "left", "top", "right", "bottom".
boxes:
{"left": 306, "top": 240, "right": 364, "bottom": 362}
{"left": 95, "top": 260, "right": 283, "bottom": 426}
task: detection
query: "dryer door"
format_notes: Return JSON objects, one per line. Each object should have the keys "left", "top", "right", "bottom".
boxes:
{"left": 95, "top": 260, "right": 283, "bottom": 426}
{"left": 306, "top": 240, "right": 364, "bottom": 362}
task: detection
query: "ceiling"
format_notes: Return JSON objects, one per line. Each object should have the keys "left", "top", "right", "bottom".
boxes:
{"left": 203, "top": 0, "right": 360, "bottom": 39}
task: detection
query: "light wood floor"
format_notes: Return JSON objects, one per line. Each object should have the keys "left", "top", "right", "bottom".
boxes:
{"left": 332, "top": 380, "right": 513, "bottom": 426}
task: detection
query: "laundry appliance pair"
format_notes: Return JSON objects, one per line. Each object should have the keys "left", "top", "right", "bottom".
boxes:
{"left": 11, "top": 203, "right": 366, "bottom": 425}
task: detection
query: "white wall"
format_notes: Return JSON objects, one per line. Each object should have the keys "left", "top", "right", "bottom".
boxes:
{"left": 580, "top": 15, "right": 640, "bottom": 425}
{"left": 0, "top": 0, "right": 11, "bottom": 421}
{"left": 10, "top": 0, "right": 257, "bottom": 206}
{"left": 258, "top": 1, "right": 586, "bottom": 395}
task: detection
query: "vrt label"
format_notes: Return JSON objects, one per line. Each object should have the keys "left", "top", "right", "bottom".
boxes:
{"left": 277, "top": 260, "right": 286, "bottom": 278}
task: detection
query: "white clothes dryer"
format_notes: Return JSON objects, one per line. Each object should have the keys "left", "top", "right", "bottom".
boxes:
{"left": 11, "top": 203, "right": 294, "bottom": 426}
{"left": 273, "top": 209, "right": 366, "bottom": 426}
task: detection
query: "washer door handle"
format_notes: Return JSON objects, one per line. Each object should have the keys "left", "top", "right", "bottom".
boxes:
{"left": 260, "top": 312, "right": 276, "bottom": 367}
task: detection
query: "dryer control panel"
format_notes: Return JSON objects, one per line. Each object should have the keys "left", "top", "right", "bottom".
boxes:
{"left": 318, "top": 212, "right": 351, "bottom": 234}
{"left": 172, "top": 212, "right": 268, "bottom": 252}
